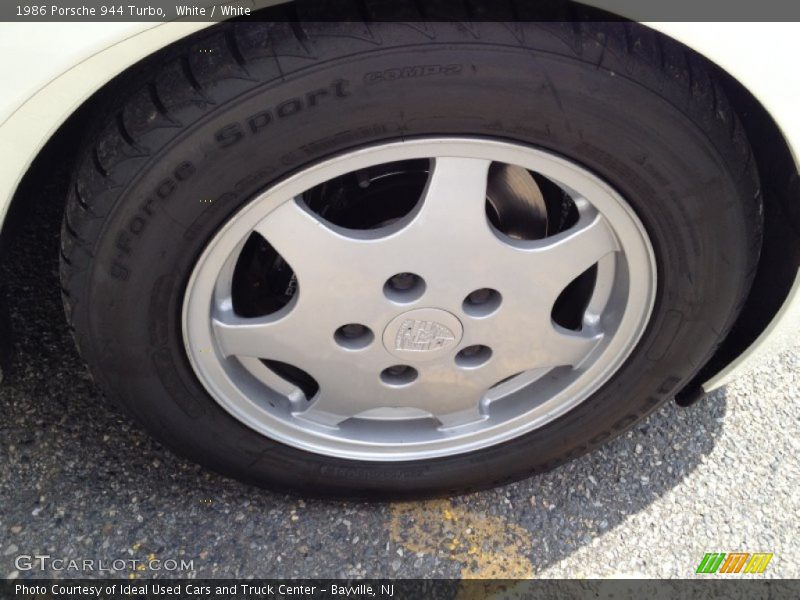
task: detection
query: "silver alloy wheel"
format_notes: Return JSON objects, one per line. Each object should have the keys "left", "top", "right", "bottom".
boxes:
{"left": 182, "top": 138, "right": 656, "bottom": 461}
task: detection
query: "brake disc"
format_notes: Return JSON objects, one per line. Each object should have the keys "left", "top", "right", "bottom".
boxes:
{"left": 486, "top": 163, "right": 548, "bottom": 240}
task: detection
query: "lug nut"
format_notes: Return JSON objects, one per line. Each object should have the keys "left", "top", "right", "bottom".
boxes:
{"left": 334, "top": 323, "right": 374, "bottom": 350}
{"left": 384, "top": 273, "right": 426, "bottom": 303}
{"left": 455, "top": 345, "right": 492, "bottom": 368}
{"left": 380, "top": 364, "right": 418, "bottom": 386}
{"left": 463, "top": 288, "right": 502, "bottom": 316}
{"left": 341, "top": 323, "right": 366, "bottom": 339}
{"left": 389, "top": 272, "right": 416, "bottom": 291}
{"left": 467, "top": 288, "right": 492, "bottom": 305}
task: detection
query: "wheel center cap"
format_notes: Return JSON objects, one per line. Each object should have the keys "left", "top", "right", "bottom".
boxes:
{"left": 383, "top": 308, "right": 464, "bottom": 361}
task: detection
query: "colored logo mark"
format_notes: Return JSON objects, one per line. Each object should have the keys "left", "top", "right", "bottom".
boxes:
{"left": 696, "top": 552, "right": 773, "bottom": 574}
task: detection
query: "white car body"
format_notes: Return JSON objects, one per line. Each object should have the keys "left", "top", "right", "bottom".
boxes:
{"left": 0, "top": 6, "right": 798, "bottom": 394}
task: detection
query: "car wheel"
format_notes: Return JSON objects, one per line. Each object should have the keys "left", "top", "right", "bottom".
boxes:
{"left": 60, "top": 18, "right": 761, "bottom": 497}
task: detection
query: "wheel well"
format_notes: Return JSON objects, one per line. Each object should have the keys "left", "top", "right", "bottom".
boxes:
{"left": 1, "top": 10, "right": 798, "bottom": 392}
{"left": 677, "top": 66, "right": 800, "bottom": 396}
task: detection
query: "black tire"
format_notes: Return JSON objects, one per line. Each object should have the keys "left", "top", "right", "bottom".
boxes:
{"left": 60, "top": 15, "right": 761, "bottom": 498}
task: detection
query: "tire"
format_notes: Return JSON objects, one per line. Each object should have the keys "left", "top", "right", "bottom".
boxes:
{"left": 60, "top": 14, "right": 761, "bottom": 498}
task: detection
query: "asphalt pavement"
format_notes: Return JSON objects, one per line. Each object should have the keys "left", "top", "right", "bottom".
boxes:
{"left": 0, "top": 163, "right": 798, "bottom": 580}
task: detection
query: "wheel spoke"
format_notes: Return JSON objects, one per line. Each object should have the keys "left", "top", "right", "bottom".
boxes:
{"left": 503, "top": 208, "right": 619, "bottom": 300}
{"left": 254, "top": 199, "right": 374, "bottom": 289}
{"left": 211, "top": 304, "right": 309, "bottom": 363}
{"left": 543, "top": 326, "right": 603, "bottom": 369}
{"left": 483, "top": 368, "right": 552, "bottom": 403}
{"left": 238, "top": 356, "right": 306, "bottom": 405}
{"left": 432, "top": 366, "right": 507, "bottom": 429}
{"left": 380, "top": 156, "right": 496, "bottom": 304}
{"left": 254, "top": 198, "right": 359, "bottom": 277}
{"left": 293, "top": 375, "right": 384, "bottom": 427}
{"left": 502, "top": 324, "right": 602, "bottom": 372}
{"left": 411, "top": 156, "right": 493, "bottom": 238}
{"left": 466, "top": 310, "right": 603, "bottom": 374}
{"left": 435, "top": 405, "right": 488, "bottom": 430}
